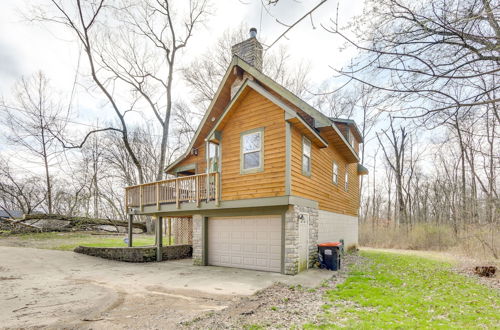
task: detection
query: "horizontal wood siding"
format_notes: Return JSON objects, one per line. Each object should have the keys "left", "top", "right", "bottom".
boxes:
{"left": 175, "top": 143, "right": 206, "bottom": 174}
{"left": 221, "top": 89, "right": 286, "bottom": 200}
{"left": 290, "top": 126, "right": 359, "bottom": 216}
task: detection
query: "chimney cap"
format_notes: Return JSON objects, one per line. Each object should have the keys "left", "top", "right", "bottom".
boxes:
{"left": 249, "top": 27, "right": 257, "bottom": 38}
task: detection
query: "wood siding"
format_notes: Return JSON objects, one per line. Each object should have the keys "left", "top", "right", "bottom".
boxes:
{"left": 220, "top": 89, "right": 286, "bottom": 200}
{"left": 175, "top": 143, "right": 206, "bottom": 175}
{"left": 290, "top": 125, "right": 360, "bottom": 216}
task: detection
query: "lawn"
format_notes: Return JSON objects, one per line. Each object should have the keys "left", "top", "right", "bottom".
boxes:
{"left": 0, "top": 232, "right": 171, "bottom": 251}
{"left": 310, "top": 251, "right": 500, "bottom": 329}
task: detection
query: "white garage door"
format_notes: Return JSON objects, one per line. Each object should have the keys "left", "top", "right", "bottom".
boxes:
{"left": 208, "top": 215, "right": 282, "bottom": 272}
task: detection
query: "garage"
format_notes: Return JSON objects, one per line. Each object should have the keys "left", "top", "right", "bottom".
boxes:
{"left": 207, "top": 215, "right": 282, "bottom": 272}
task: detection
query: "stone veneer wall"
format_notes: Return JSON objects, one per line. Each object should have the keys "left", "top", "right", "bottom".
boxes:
{"left": 74, "top": 244, "right": 192, "bottom": 262}
{"left": 284, "top": 205, "right": 319, "bottom": 275}
{"left": 192, "top": 214, "right": 204, "bottom": 265}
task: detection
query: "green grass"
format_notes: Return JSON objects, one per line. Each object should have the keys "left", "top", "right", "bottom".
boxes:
{"left": 308, "top": 251, "right": 500, "bottom": 329}
{"left": 2, "top": 232, "right": 171, "bottom": 251}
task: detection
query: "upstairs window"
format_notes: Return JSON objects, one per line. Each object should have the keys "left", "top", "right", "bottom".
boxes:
{"left": 302, "top": 137, "right": 311, "bottom": 176}
{"left": 347, "top": 129, "right": 354, "bottom": 146}
{"left": 241, "top": 128, "right": 264, "bottom": 173}
{"left": 344, "top": 165, "right": 349, "bottom": 191}
{"left": 208, "top": 142, "right": 219, "bottom": 172}
{"left": 332, "top": 161, "right": 338, "bottom": 185}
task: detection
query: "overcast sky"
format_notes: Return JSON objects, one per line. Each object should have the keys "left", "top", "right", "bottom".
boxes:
{"left": 0, "top": 0, "right": 363, "bottom": 98}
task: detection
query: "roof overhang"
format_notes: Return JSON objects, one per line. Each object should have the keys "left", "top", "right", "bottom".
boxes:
{"left": 318, "top": 125, "right": 359, "bottom": 163}
{"left": 164, "top": 58, "right": 240, "bottom": 173}
{"left": 358, "top": 163, "right": 369, "bottom": 175}
{"left": 330, "top": 118, "right": 364, "bottom": 143}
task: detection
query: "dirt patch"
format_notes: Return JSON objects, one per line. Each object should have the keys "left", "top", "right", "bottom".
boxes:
{"left": 453, "top": 264, "right": 500, "bottom": 291}
{"left": 184, "top": 254, "right": 360, "bottom": 329}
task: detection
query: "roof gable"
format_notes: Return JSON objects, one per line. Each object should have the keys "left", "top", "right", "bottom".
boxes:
{"left": 166, "top": 56, "right": 359, "bottom": 173}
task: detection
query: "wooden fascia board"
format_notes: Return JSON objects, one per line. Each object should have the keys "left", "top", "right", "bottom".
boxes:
{"left": 206, "top": 80, "right": 253, "bottom": 137}
{"left": 165, "top": 58, "right": 239, "bottom": 173}
{"left": 326, "top": 124, "right": 359, "bottom": 162}
{"left": 235, "top": 57, "right": 332, "bottom": 126}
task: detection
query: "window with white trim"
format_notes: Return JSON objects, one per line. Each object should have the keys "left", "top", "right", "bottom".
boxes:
{"left": 332, "top": 161, "right": 338, "bottom": 185}
{"left": 302, "top": 137, "right": 311, "bottom": 176}
{"left": 241, "top": 129, "right": 263, "bottom": 172}
{"left": 344, "top": 165, "right": 349, "bottom": 191}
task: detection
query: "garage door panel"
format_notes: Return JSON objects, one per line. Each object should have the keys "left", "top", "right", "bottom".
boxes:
{"left": 208, "top": 215, "right": 282, "bottom": 272}
{"left": 244, "top": 232, "right": 255, "bottom": 240}
{"left": 269, "top": 245, "right": 281, "bottom": 254}
{"left": 244, "top": 244, "right": 256, "bottom": 253}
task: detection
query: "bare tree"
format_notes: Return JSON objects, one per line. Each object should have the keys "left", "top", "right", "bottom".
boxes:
{"left": 183, "top": 24, "right": 312, "bottom": 110}
{"left": 0, "top": 72, "right": 66, "bottom": 213}
{"left": 96, "top": 0, "right": 210, "bottom": 180}
{"left": 36, "top": 0, "right": 144, "bottom": 183}
{"left": 0, "top": 159, "right": 46, "bottom": 215}
{"left": 323, "top": 0, "right": 500, "bottom": 118}
{"left": 376, "top": 117, "right": 410, "bottom": 225}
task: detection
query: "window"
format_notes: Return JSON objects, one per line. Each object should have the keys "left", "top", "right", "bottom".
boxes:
{"left": 332, "top": 161, "right": 338, "bottom": 184}
{"left": 241, "top": 128, "right": 263, "bottom": 173}
{"left": 347, "top": 129, "right": 354, "bottom": 146}
{"left": 302, "top": 137, "right": 311, "bottom": 176}
{"left": 208, "top": 142, "right": 219, "bottom": 172}
{"left": 344, "top": 165, "right": 349, "bottom": 191}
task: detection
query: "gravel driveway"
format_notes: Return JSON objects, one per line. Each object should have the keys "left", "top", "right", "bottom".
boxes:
{"left": 0, "top": 246, "right": 334, "bottom": 329}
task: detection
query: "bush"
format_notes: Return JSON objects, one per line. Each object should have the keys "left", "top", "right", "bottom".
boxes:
{"left": 359, "top": 222, "right": 499, "bottom": 261}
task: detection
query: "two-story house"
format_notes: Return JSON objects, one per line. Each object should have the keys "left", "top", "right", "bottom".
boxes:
{"left": 125, "top": 29, "right": 368, "bottom": 275}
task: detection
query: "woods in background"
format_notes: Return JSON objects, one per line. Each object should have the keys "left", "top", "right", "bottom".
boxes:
{"left": 0, "top": 0, "right": 497, "bottom": 258}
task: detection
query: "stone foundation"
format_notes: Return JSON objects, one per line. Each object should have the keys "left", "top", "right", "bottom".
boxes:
{"left": 192, "top": 214, "right": 204, "bottom": 265}
{"left": 284, "top": 205, "right": 319, "bottom": 275}
{"left": 74, "top": 244, "right": 192, "bottom": 262}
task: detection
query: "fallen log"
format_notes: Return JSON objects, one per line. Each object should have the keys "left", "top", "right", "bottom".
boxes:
{"left": 17, "top": 214, "right": 147, "bottom": 233}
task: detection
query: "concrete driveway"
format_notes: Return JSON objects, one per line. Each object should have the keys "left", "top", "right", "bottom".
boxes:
{"left": 0, "top": 246, "right": 332, "bottom": 329}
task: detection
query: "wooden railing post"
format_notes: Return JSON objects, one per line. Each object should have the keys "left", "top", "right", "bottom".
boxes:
{"left": 140, "top": 185, "right": 143, "bottom": 211}
{"left": 196, "top": 175, "right": 200, "bottom": 207}
{"left": 156, "top": 182, "right": 160, "bottom": 211}
{"left": 125, "top": 188, "right": 128, "bottom": 213}
{"left": 175, "top": 179, "right": 179, "bottom": 209}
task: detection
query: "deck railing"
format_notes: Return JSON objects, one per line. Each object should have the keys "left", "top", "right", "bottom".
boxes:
{"left": 125, "top": 172, "right": 219, "bottom": 211}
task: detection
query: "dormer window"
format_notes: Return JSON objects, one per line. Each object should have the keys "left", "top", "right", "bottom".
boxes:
{"left": 347, "top": 129, "right": 354, "bottom": 146}
{"left": 241, "top": 128, "right": 264, "bottom": 173}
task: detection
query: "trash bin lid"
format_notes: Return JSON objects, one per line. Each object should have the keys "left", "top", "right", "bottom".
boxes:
{"left": 318, "top": 242, "right": 342, "bottom": 247}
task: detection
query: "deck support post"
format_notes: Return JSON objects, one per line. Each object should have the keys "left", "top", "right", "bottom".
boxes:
{"left": 156, "top": 182, "right": 160, "bottom": 210}
{"left": 127, "top": 213, "right": 133, "bottom": 247}
{"left": 156, "top": 216, "right": 163, "bottom": 262}
{"left": 168, "top": 218, "right": 172, "bottom": 245}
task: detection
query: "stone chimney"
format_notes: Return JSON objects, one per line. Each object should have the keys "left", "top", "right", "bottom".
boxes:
{"left": 231, "top": 27, "right": 263, "bottom": 71}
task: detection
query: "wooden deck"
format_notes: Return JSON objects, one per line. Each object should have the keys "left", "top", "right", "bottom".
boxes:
{"left": 125, "top": 172, "right": 219, "bottom": 211}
